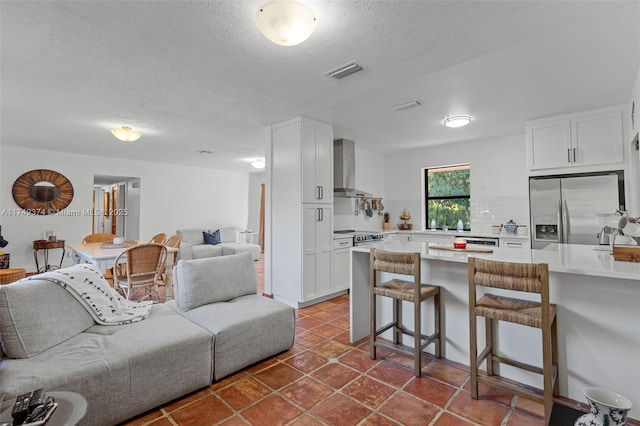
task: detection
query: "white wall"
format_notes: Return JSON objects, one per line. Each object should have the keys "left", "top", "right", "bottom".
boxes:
{"left": 383, "top": 134, "right": 530, "bottom": 233}
{"left": 1, "top": 146, "right": 250, "bottom": 270}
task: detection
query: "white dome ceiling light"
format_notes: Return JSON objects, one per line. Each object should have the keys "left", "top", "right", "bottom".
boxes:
{"left": 443, "top": 115, "right": 472, "bottom": 128}
{"left": 251, "top": 159, "right": 266, "bottom": 169}
{"left": 111, "top": 126, "right": 142, "bottom": 142}
{"left": 255, "top": 0, "right": 317, "bottom": 47}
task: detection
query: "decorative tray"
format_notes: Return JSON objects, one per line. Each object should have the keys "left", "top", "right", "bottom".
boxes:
{"left": 429, "top": 245, "right": 493, "bottom": 254}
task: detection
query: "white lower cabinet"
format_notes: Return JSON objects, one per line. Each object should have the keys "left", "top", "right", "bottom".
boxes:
{"left": 333, "top": 238, "right": 352, "bottom": 292}
{"left": 302, "top": 205, "right": 334, "bottom": 303}
{"left": 500, "top": 237, "right": 530, "bottom": 249}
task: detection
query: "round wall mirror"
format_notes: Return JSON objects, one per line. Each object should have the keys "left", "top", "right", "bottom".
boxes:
{"left": 12, "top": 169, "right": 74, "bottom": 215}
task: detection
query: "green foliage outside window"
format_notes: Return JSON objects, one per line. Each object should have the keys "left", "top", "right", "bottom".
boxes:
{"left": 425, "top": 166, "right": 470, "bottom": 230}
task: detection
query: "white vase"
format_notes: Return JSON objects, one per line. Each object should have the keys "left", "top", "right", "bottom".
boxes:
{"left": 575, "top": 387, "right": 633, "bottom": 426}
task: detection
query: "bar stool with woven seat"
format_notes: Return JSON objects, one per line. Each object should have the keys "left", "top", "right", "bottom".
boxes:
{"left": 370, "top": 249, "right": 441, "bottom": 377}
{"left": 468, "top": 257, "right": 558, "bottom": 424}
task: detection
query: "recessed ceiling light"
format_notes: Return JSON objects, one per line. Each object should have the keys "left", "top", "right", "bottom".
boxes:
{"left": 443, "top": 115, "right": 471, "bottom": 128}
{"left": 111, "top": 126, "right": 142, "bottom": 142}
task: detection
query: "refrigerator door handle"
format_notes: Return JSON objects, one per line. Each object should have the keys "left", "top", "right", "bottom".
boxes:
{"left": 556, "top": 199, "right": 563, "bottom": 243}
{"left": 562, "top": 199, "right": 569, "bottom": 243}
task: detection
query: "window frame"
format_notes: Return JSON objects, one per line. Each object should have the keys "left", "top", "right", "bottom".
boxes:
{"left": 423, "top": 164, "right": 471, "bottom": 231}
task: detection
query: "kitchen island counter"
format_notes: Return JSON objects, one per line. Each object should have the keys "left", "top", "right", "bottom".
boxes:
{"left": 350, "top": 241, "right": 640, "bottom": 419}
{"left": 353, "top": 241, "right": 639, "bottom": 280}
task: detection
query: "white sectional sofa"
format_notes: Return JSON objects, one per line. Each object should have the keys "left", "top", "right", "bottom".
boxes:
{"left": 177, "top": 227, "right": 261, "bottom": 261}
{"left": 0, "top": 253, "right": 294, "bottom": 425}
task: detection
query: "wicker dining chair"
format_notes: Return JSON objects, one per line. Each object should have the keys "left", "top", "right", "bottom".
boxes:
{"left": 370, "top": 249, "right": 441, "bottom": 377}
{"left": 149, "top": 233, "right": 167, "bottom": 244}
{"left": 164, "top": 234, "right": 181, "bottom": 263}
{"left": 113, "top": 243, "right": 167, "bottom": 302}
{"left": 158, "top": 234, "right": 181, "bottom": 288}
{"left": 468, "top": 257, "right": 558, "bottom": 425}
{"left": 82, "top": 233, "right": 116, "bottom": 244}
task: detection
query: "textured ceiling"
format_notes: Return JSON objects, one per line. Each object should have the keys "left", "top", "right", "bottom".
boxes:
{"left": 1, "top": 1, "right": 639, "bottom": 173}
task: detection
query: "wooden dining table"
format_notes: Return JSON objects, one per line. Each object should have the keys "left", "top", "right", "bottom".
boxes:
{"left": 68, "top": 241, "right": 178, "bottom": 301}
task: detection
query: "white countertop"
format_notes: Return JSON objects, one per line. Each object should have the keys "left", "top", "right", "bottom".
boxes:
{"left": 335, "top": 229, "right": 530, "bottom": 240}
{"left": 352, "top": 241, "right": 640, "bottom": 280}
{"left": 398, "top": 229, "right": 530, "bottom": 239}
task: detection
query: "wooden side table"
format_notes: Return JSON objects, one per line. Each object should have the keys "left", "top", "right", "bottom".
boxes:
{"left": 0, "top": 268, "right": 26, "bottom": 284}
{"left": 33, "top": 239, "right": 65, "bottom": 273}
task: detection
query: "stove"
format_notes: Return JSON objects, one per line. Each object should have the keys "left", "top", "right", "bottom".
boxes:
{"left": 334, "top": 230, "right": 386, "bottom": 245}
{"left": 353, "top": 231, "right": 385, "bottom": 245}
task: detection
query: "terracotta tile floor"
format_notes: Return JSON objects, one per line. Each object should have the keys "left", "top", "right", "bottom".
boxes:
{"left": 121, "top": 255, "right": 638, "bottom": 426}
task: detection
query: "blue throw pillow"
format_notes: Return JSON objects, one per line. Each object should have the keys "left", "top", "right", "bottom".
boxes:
{"left": 203, "top": 230, "right": 220, "bottom": 245}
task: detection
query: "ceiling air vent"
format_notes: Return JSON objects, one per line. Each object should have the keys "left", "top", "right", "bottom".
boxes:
{"left": 392, "top": 100, "right": 422, "bottom": 111}
{"left": 324, "top": 61, "right": 363, "bottom": 79}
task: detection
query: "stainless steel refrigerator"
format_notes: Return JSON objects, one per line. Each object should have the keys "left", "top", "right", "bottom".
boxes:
{"left": 529, "top": 172, "right": 625, "bottom": 249}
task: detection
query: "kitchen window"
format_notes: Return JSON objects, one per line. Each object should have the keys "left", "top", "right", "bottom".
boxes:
{"left": 424, "top": 164, "right": 470, "bottom": 230}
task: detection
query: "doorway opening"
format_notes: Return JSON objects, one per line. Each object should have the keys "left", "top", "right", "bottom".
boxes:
{"left": 93, "top": 175, "right": 140, "bottom": 240}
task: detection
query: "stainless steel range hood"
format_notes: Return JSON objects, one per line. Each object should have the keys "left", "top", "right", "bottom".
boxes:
{"left": 334, "top": 139, "right": 373, "bottom": 198}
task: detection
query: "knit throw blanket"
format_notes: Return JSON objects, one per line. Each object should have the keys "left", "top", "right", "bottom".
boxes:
{"left": 25, "top": 263, "right": 152, "bottom": 325}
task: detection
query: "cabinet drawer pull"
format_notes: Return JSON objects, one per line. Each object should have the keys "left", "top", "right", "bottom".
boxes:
{"left": 572, "top": 147, "right": 577, "bottom": 163}
{"left": 567, "top": 148, "right": 572, "bottom": 163}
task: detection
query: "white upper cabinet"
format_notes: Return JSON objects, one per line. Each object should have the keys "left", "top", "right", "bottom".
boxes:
{"left": 526, "top": 107, "right": 624, "bottom": 172}
{"left": 571, "top": 111, "right": 623, "bottom": 166}
{"left": 302, "top": 120, "right": 333, "bottom": 204}
{"left": 527, "top": 120, "right": 572, "bottom": 170}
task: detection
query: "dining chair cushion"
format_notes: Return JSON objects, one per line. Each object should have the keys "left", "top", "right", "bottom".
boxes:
{"left": 0, "top": 278, "right": 95, "bottom": 358}
{"left": 173, "top": 252, "right": 257, "bottom": 311}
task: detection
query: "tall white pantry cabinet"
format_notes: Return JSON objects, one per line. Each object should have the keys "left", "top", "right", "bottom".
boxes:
{"left": 267, "top": 117, "right": 340, "bottom": 308}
